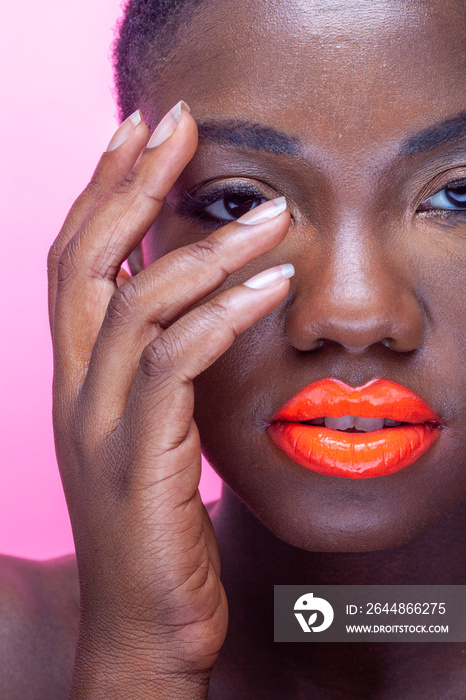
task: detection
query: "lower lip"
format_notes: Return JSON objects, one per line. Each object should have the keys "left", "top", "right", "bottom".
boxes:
{"left": 267, "top": 422, "right": 440, "bottom": 478}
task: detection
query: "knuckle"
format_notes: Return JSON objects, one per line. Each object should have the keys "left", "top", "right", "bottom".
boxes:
{"left": 47, "top": 176, "right": 109, "bottom": 281}
{"left": 190, "top": 233, "right": 224, "bottom": 261}
{"left": 108, "top": 172, "right": 143, "bottom": 209}
{"left": 56, "top": 238, "right": 81, "bottom": 285}
{"left": 199, "top": 297, "right": 239, "bottom": 346}
{"left": 203, "top": 296, "right": 232, "bottom": 324}
{"left": 106, "top": 279, "right": 140, "bottom": 324}
{"left": 114, "top": 170, "right": 139, "bottom": 195}
{"left": 47, "top": 239, "right": 62, "bottom": 279}
{"left": 84, "top": 177, "right": 105, "bottom": 200}
{"left": 139, "top": 334, "right": 177, "bottom": 380}
{"left": 112, "top": 172, "right": 164, "bottom": 209}
{"left": 139, "top": 183, "right": 165, "bottom": 208}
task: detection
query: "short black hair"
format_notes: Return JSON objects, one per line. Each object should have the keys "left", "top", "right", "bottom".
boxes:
{"left": 113, "top": 0, "right": 203, "bottom": 123}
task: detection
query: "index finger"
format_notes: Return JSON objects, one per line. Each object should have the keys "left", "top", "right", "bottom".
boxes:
{"left": 47, "top": 110, "right": 149, "bottom": 337}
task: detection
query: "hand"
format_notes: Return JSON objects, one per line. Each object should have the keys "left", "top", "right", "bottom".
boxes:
{"left": 47, "top": 103, "right": 292, "bottom": 699}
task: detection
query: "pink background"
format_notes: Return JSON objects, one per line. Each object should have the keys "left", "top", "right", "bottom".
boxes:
{"left": 1, "top": 0, "right": 221, "bottom": 560}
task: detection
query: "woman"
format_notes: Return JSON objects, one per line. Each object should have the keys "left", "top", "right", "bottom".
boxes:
{"left": 1, "top": 0, "right": 465, "bottom": 697}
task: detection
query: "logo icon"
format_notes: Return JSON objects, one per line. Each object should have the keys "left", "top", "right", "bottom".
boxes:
{"left": 294, "top": 592, "right": 334, "bottom": 632}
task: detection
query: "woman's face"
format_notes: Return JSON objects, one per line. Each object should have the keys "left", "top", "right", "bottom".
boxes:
{"left": 140, "top": 0, "right": 466, "bottom": 551}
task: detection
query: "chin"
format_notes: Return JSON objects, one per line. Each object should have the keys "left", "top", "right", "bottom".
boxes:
{"left": 242, "top": 483, "right": 445, "bottom": 554}
{"left": 277, "top": 520, "right": 428, "bottom": 554}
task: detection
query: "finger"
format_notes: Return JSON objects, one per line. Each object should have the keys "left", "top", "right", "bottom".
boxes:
{"left": 47, "top": 110, "right": 149, "bottom": 336}
{"left": 116, "top": 265, "right": 294, "bottom": 494}
{"left": 53, "top": 102, "right": 197, "bottom": 401}
{"left": 82, "top": 201, "right": 290, "bottom": 433}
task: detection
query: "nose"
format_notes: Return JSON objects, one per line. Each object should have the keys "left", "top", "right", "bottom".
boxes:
{"left": 286, "top": 220, "right": 425, "bottom": 354}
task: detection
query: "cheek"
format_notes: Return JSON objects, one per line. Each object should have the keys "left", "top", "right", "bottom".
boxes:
{"left": 411, "top": 218, "right": 466, "bottom": 304}
{"left": 192, "top": 301, "right": 290, "bottom": 488}
{"left": 412, "top": 226, "right": 466, "bottom": 409}
{"left": 193, "top": 303, "right": 286, "bottom": 422}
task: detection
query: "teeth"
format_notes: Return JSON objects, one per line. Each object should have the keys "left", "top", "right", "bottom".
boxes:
{"left": 354, "top": 416, "right": 385, "bottom": 432}
{"left": 320, "top": 415, "right": 397, "bottom": 431}
{"left": 324, "top": 415, "right": 355, "bottom": 430}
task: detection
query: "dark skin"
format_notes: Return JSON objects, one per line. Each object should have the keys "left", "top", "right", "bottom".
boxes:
{"left": 1, "top": 0, "right": 465, "bottom": 697}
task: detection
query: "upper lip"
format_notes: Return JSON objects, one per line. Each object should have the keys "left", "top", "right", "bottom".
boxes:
{"left": 271, "top": 378, "right": 442, "bottom": 425}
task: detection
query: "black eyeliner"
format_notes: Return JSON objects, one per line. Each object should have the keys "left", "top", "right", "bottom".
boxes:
{"left": 169, "top": 181, "right": 268, "bottom": 226}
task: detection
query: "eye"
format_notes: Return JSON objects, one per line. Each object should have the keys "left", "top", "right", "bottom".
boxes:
{"left": 419, "top": 181, "right": 466, "bottom": 211}
{"left": 203, "top": 193, "right": 268, "bottom": 222}
{"left": 170, "top": 182, "right": 272, "bottom": 228}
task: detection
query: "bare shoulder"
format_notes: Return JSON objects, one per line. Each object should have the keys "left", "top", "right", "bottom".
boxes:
{"left": 0, "top": 553, "right": 79, "bottom": 700}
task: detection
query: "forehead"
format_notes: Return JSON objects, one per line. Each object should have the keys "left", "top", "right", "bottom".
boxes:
{"left": 151, "top": 0, "right": 465, "bottom": 150}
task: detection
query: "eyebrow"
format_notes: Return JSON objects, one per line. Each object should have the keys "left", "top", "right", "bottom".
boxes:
{"left": 196, "top": 113, "right": 466, "bottom": 159}
{"left": 400, "top": 112, "right": 466, "bottom": 156}
{"left": 197, "top": 119, "right": 302, "bottom": 156}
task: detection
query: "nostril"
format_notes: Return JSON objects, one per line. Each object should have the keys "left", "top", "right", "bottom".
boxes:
{"left": 285, "top": 278, "right": 425, "bottom": 354}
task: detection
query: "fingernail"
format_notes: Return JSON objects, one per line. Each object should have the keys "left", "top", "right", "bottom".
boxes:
{"left": 244, "top": 264, "right": 295, "bottom": 289}
{"left": 147, "top": 101, "right": 190, "bottom": 148}
{"left": 237, "top": 197, "right": 287, "bottom": 225}
{"left": 106, "top": 110, "right": 142, "bottom": 152}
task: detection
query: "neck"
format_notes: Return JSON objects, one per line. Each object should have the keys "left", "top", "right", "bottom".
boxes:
{"left": 209, "top": 487, "right": 466, "bottom": 699}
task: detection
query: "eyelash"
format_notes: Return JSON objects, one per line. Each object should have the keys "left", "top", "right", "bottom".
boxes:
{"left": 172, "top": 177, "right": 466, "bottom": 228}
{"left": 172, "top": 182, "right": 269, "bottom": 228}
{"left": 418, "top": 178, "right": 466, "bottom": 215}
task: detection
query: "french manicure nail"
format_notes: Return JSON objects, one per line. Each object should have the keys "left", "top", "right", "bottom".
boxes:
{"left": 147, "top": 101, "right": 190, "bottom": 148}
{"left": 106, "top": 110, "right": 142, "bottom": 152}
{"left": 237, "top": 197, "right": 287, "bottom": 225}
{"left": 244, "top": 264, "right": 295, "bottom": 289}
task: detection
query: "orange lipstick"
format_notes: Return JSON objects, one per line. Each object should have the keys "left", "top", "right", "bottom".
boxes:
{"left": 267, "top": 379, "right": 442, "bottom": 478}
